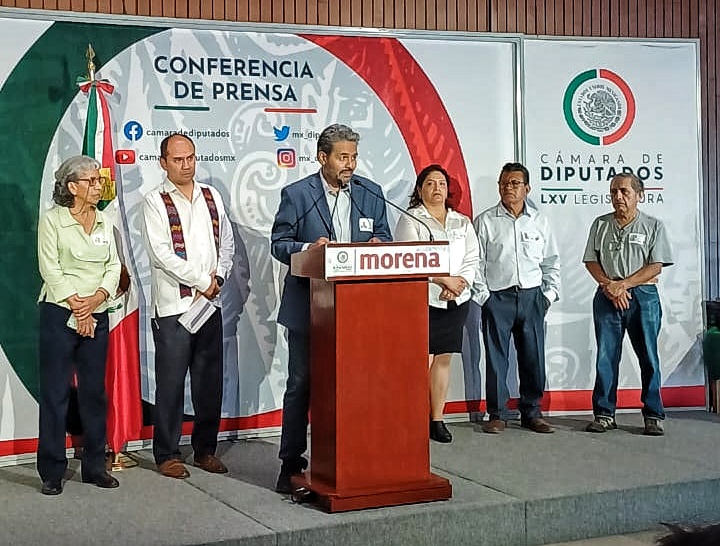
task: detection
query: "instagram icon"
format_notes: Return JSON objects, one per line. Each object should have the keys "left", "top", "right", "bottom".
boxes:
{"left": 276, "top": 148, "right": 296, "bottom": 168}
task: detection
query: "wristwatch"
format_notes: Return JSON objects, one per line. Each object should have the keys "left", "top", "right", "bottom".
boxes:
{"left": 215, "top": 275, "right": 225, "bottom": 287}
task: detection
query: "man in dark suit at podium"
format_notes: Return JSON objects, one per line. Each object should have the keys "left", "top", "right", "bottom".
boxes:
{"left": 270, "top": 123, "right": 392, "bottom": 493}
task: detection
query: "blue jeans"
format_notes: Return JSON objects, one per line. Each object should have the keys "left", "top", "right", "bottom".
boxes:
{"left": 591, "top": 285, "right": 665, "bottom": 419}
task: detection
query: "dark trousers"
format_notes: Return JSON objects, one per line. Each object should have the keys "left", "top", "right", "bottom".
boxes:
{"left": 37, "top": 302, "right": 109, "bottom": 482}
{"left": 462, "top": 300, "right": 484, "bottom": 421}
{"left": 278, "top": 330, "right": 310, "bottom": 466}
{"left": 151, "top": 309, "right": 223, "bottom": 465}
{"left": 482, "top": 287, "right": 546, "bottom": 421}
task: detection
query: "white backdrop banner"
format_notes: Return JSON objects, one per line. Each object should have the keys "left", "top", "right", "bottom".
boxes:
{"left": 0, "top": 17, "right": 705, "bottom": 460}
{"left": 0, "top": 16, "right": 518, "bottom": 457}
{"left": 522, "top": 39, "right": 704, "bottom": 408}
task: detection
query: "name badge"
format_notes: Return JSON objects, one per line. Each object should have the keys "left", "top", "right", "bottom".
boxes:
{"left": 520, "top": 231, "right": 540, "bottom": 242}
{"left": 628, "top": 233, "right": 646, "bottom": 245}
{"left": 359, "top": 218, "right": 374, "bottom": 232}
{"left": 91, "top": 233, "right": 109, "bottom": 246}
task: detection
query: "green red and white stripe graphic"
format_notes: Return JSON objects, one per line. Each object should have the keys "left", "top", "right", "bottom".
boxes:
{"left": 301, "top": 35, "right": 474, "bottom": 218}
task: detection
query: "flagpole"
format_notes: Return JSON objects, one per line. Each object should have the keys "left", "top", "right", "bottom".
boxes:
{"left": 86, "top": 43, "right": 96, "bottom": 81}
{"left": 80, "top": 43, "right": 143, "bottom": 471}
{"left": 111, "top": 452, "right": 138, "bottom": 471}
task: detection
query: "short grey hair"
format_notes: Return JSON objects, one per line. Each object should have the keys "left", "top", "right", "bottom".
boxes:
{"left": 52, "top": 155, "right": 101, "bottom": 207}
{"left": 611, "top": 172, "right": 644, "bottom": 193}
{"left": 316, "top": 123, "right": 360, "bottom": 156}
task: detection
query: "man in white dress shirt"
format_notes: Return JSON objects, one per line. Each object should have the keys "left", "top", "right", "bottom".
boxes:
{"left": 473, "top": 162, "right": 560, "bottom": 434}
{"left": 142, "top": 134, "right": 234, "bottom": 478}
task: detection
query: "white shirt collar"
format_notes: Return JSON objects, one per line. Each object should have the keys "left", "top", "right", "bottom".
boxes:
{"left": 162, "top": 176, "right": 199, "bottom": 201}
{"left": 496, "top": 200, "right": 536, "bottom": 219}
{"left": 415, "top": 204, "right": 455, "bottom": 218}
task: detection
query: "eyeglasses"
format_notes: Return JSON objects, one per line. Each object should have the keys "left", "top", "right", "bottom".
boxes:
{"left": 74, "top": 176, "right": 108, "bottom": 187}
{"left": 499, "top": 181, "right": 526, "bottom": 189}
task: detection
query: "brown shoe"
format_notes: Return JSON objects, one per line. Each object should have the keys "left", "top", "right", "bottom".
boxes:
{"left": 158, "top": 459, "right": 190, "bottom": 479}
{"left": 193, "top": 454, "right": 228, "bottom": 474}
{"left": 481, "top": 419, "right": 506, "bottom": 434}
{"left": 521, "top": 417, "right": 555, "bottom": 433}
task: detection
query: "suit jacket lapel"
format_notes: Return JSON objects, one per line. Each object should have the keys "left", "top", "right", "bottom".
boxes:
{"left": 309, "top": 174, "right": 333, "bottom": 238}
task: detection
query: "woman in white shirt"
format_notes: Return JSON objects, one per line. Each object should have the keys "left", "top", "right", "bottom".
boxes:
{"left": 395, "top": 165, "right": 480, "bottom": 443}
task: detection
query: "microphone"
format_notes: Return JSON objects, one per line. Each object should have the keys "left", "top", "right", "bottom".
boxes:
{"left": 353, "top": 178, "right": 434, "bottom": 242}
{"left": 328, "top": 187, "right": 340, "bottom": 241}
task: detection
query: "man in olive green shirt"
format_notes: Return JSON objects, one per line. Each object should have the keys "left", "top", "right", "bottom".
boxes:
{"left": 582, "top": 173, "right": 673, "bottom": 436}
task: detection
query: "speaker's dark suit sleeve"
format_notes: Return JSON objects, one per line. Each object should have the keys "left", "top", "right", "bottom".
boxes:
{"left": 270, "top": 184, "right": 305, "bottom": 266}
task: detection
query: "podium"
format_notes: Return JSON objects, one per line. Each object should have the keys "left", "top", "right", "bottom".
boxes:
{"left": 290, "top": 241, "right": 453, "bottom": 512}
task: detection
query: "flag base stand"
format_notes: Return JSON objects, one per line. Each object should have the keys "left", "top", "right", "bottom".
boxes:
{"left": 109, "top": 452, "right": 138, "bottom": 471}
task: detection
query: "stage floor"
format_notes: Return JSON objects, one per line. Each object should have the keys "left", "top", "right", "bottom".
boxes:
{"left": 1, "top": 411, "right": 719, "bottom": 546}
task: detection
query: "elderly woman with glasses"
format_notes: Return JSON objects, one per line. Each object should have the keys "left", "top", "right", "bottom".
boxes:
{"left": 36, "top": 155, "right": 121, "bottom": 495}
{"left": 395, "top": 164, "right": 480, "bottom": 443}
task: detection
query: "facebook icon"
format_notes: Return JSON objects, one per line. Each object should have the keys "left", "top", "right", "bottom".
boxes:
{"left": 123, "top": 120, "right": 143, "bottom": 141}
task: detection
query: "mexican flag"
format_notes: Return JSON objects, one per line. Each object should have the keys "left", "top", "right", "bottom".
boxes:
{"left": 79, "top": 77, "right": 116, "bottom": 211}
{"left": 78, "top": 73, "right": 143, "bottom": 453}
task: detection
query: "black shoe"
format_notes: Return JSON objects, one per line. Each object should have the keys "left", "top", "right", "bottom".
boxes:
{"left": 275, "top": 457, "right": 308, "bottom": 494}
{"left": 430, "top": 420, "right": 452, "bottom": 443}
{"left": 82, "top": 471, "right": 119, "bottom": 489}
{"left": 41, "top": 480, "right": 63, "bottom": 496}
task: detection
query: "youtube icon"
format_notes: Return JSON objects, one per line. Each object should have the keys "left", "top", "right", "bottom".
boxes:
{"left": 115, "top": 149, "right": 136, "bottom": 164}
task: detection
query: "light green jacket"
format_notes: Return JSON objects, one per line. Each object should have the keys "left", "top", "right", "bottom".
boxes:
{"left": 37, "top": 205, "right": 121, "bottom": 313}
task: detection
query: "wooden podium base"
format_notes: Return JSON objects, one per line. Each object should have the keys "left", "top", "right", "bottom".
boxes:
{"left": 291, "top": 472, "right": 452, "bottom": 512}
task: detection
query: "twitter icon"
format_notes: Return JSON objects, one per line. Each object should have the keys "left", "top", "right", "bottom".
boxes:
{"left": 274, "top": 125, "right": 290, "bottom": 141}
